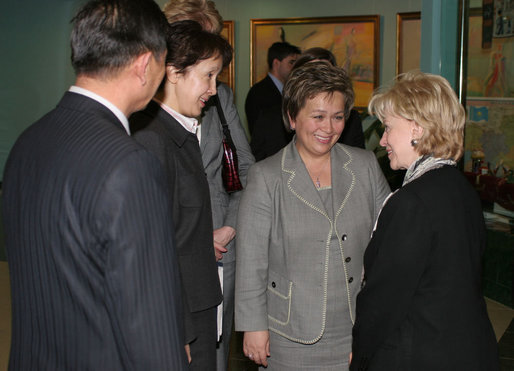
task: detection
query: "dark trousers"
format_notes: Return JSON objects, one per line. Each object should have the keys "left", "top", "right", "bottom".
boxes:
{"left": 189, "top": 306, "right": 217, "bottom": 371}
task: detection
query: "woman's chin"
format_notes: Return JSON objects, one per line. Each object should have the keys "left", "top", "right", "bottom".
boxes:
{"left": 389, "top": 160, "right": 400, "bottom": 171}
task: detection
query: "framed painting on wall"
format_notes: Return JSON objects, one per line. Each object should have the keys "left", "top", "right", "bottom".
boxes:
{"left": 467, "top": 8, "right": 513, "bottom": 98}
{"left": 218, "top": 20, "right": 235, "bottom": 92}
{"left": 463, "top": 7, "right": 514, "bottom": 175}
{"left": 250, "top": 16, "right": 380, "bottom": 109}
{"left": 396, "top": 12, "right": 421, "bottom": 75}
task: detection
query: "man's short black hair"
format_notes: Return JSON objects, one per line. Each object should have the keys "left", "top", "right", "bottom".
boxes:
{"left": 71, "top": 0, "right": 169, "bottom": 77}
{"left": 267, "top": 42, "right": 301, "bottom": 70}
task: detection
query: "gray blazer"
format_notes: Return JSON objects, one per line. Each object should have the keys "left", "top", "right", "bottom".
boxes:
{"left": 235, "top": 140, "right": 390, "bottom": 343}
{"left": 200, "top": 83, "right": 255, "bottom": 263}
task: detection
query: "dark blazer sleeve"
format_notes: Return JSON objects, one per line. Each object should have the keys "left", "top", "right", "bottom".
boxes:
{"left": 132, "top": 129, "right": 197, "bottom": 344}
{"left": 97, "top": 149, "right": 187, "bottom": 370}
{"left": 351, "top": 191, "right": 431, "bottom": 370}
{"left": 134, "top": 125, "right": 222, "bottom": 345}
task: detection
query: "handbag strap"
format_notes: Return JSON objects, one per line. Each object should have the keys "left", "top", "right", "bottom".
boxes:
{"left": 212, "top": 94, "right": 232, "bottom": 142}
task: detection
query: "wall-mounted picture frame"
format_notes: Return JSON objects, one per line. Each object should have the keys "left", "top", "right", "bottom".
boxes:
{"left": 250, "top": 16, "right": 380, "bottom": 109}
{"left": 463, "top": 7, "right": 514, "bottom": 175}
{"left": 467, "top": 7, "right": 513, "bottom": 98}
{"left": 218, "top": 20, "right": 235, "bottom": 92}
{"left": 396, "top": 12, "right": 421, "bottom": 75}
{"left": 493, "top": 0, "right": 514, "bottom": 38}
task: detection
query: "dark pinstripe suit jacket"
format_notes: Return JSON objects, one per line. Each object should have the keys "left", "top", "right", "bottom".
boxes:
{"left": 2, "top": 92, "right": 187, "bottom": 370}
{"left": 131, "top": 101, "right": 223, "bottom": 344}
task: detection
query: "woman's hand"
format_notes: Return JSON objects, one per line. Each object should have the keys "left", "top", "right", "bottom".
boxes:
{"left": 243, "top": 330, "right": 270, "bottom": 367}
{"left": 213, "top": 226, "right": 236, "bottom": 261}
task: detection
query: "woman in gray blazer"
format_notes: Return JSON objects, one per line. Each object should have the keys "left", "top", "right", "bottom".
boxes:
{"left": 235, "top": 61, "right": 390, "bottom": 370}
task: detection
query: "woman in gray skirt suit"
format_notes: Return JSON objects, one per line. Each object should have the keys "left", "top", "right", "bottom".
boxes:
{"left": 235, "top": 61, "right": 390, "bottom": 370}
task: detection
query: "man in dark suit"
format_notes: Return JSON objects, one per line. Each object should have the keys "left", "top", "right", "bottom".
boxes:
{"left": 1, "top": 1, "right": 187, "bottom": 369}
{"left": 245, "top": 42, "right": 300, "bottom": 160}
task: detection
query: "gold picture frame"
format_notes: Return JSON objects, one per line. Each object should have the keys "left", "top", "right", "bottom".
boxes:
{"left": 250, "top": 16, "right": 380, "bottom": 109}
{"left": 218, "top": 20, "right": 235, "bottom": 92}
{"left": 396, "top": 12, "right": 421, "bottom": 75}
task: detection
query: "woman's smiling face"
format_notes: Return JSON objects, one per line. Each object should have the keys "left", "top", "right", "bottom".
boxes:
{"left": 379, "top": 114, "right": 422, "bottom": 170}
{"left": 168, "top": 54, "right": 222, "bottom": 118}
{"left": 290, "top": 91, "right": 346, "bottom": 159}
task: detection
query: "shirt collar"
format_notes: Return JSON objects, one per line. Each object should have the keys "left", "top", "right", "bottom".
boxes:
{"left": 268, "top": 72, "right": 284, "bottom": 95}
{"left": 69, "top": 86, "right": 130, "bottom": 135}
{"left": 154, "top": 98, "right": 199, "bottom": 135}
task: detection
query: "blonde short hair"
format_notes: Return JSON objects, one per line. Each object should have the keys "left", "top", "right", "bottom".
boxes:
{"left": 368, "top": 71, "right": 465, "bottom": 160}
{"left": 163, "top": 0, "right": 223, "bottom": 34}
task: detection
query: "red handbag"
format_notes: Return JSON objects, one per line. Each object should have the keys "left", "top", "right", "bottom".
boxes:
{"left": 213, "top": 94, "right": 243, "bottom": 193}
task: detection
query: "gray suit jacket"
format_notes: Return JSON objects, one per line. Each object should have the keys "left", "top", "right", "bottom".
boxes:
{"left": 235, "top": 140, "right": 390, "bottom": 343}
{"left": 200, "top": 83, "right": 255, "bottom": 263}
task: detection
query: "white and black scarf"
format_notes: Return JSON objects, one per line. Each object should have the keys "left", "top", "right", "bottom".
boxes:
{"left": 402, "top": 154, "right": 456, "bottom": 186}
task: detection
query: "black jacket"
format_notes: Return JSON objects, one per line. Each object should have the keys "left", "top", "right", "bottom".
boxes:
{"left": 351, "top": 166, "right": 499, "bottom": 371}
{"left": 131, "top": 101, "right": 222, "bottom": 344}
{"left": 3, "top": 92, "right": 186, "bottom": 370}
{"left": 245, "top": 74, "right": 282, "bottom": 136}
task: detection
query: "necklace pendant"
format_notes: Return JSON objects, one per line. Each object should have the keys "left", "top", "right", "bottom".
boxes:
{"left": 315, "top": 177, "right": 321, "bottom": 188}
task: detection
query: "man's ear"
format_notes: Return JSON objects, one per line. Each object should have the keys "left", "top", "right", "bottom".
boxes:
{"left": 271, "top": 58, "right": 281, "bottom": 73}
{"left": 133, "top": 51, "right": 152, "bottom": 86}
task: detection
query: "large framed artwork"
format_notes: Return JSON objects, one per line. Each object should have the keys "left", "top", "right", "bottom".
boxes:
{"left": 250, "top": 16, "right": 380, "bottom": 109}
{"left": 218, "top": 20, "right": 235, "bottom": 92}
{"left": 396, "top": 12, "right": 421, "bottom": 75}
{"left": 462, "top": 7, "right": 514, "bottom": 215}
{"left": 467, "top": 8, "right": 514, "bottom": 99}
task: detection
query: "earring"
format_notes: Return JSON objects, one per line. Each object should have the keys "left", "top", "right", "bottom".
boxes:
{"left": 411, "top": 139, "right": 418, "bottom": 147}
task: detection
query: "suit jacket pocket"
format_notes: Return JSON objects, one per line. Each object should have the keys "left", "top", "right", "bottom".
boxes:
{"left": 267, "top": 270, "right": 292, "bottom": 325}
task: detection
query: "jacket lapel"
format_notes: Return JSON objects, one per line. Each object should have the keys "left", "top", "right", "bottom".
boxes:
{"left": 199, "top": 104, "right": 215, "bottom": 153}
{"left": 331, "top": 144, "right": 355, "bottom": 221}
{"left": 152, "top": 104, "right": 192, "bottom": 149}
{"left": 281, "top": 140, "right": 329, "bottom": 218}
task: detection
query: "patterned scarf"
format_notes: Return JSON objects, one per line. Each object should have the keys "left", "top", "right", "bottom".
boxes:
{"left": 402, "top": 154, "right": 456, "bottom": 187}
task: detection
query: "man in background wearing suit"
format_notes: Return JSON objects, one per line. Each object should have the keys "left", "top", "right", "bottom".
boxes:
{"left": 1, "top": 0, "right": 187, "bottom": 369}
{"left": 245, "top": 42, "right": 300, "bottom": 161}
